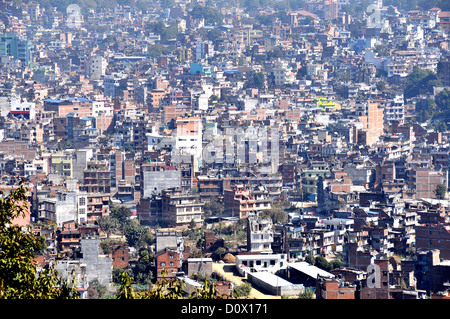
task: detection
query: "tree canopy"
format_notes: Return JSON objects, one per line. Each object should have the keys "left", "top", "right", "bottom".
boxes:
{"left": 404, "top": 66, "right": 441, "bottom": 99}
{"left": 190, "top": 4, "right": 224, "bottom": 26}
{"left": 0, "top": 183, "right": 78, "bottom": 299}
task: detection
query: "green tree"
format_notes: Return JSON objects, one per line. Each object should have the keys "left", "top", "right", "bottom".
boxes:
{"left": 233, "top": 282, "right": 252, "bottom": 298}
{"left": 0, "top": 183, "right": 78, "bottom": 299}
{"left": 206, "top": 28, "right": 222, "bottom": 42}
{"left": 435, "top": 184, "right": 447, "bottom": 200}
{"left": 373, "top": 44, "right": 389, "bottom": 57}
{"left": 116, "top": 272, "right": 136, "bottom": 299}
{"left": 435, "top": 88, "right": 450, "bottom": 121}
{"left": 404, "top": 66, "right": 441, "bottom": 99}
{"left": 266, "top": 46, "right": 283, "bottom": 60}
{"left": 97, "top": 215, "right": 119, "bottom": 238}
{"left": 330, "top": 258, "right": 343, "bottom": 270}
{"left": 124, "top": 219, "right": 149, "bottom": 248}
{"left": 133, "top": 248, "right": 154, "bottom": 285}
{"left": 190, "top": 5, "right": 224, "bottom": 26}
{"left": 203, "top": 196, "right": 224, "bottom": 216}
{"left": 298, "top": 288, "right": 315, "bottom": 299}
{"left": 117, "top": 270, "right": 229, "bottom": 299}
{"left": 160, "top": 0, "right": 175, "bottom": 9}
{"left": 112, "top": 267, "right": 133, "bottom": 284}
{"left": 314, "top": 256, "right": 331, "bottom": 271}
{"left": 253, "top": 71, "right": 265, "bottom": 90}
{"left": 305, "top": 253, "right": 315, "bottom": 265}
{"left": 87, "top": 278, "right": 107, "bottom": 299}
{"left": 148, "top": 21, "right": 178, "bottom": 42}
{"left": 110, "top": 204, "right": 132, "bottom": 231}
{"left": 214, "top": 247, "right": 227, "bottom": 260}
{"left": 376, "top": 81, "right": 386, "bottom": 91}
{"left": 259, "top": 207, "right": 288, "bottom": 224}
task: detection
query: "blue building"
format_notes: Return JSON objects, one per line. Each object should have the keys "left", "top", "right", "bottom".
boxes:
{"left": 0, "top": 33, "right": 32, "bottom": 66}
{"left": 190, "top": 62, "right": 212, "bottom": 76}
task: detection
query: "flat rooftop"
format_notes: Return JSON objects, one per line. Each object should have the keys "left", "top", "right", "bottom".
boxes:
{"left": 288, "top": 262, "right": 335, "bottom": 279}
{"left": 249, "top": 271, "right": 294, "bottom": 287}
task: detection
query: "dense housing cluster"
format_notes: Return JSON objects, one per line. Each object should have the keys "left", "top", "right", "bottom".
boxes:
{"left": 1, "top": 0, "right": 450, "bottom": 299}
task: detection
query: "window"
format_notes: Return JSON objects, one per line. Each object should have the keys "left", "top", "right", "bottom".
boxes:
{"left": 160, "top": 262, "right": 166, "bottom": 267}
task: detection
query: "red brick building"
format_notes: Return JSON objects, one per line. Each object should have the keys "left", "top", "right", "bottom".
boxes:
{"left": 316, "top": 278, "right": 356, "bottom": 299}
{"left": 416, "top": 224, "right": 450, "bottom": 260}
{"left": 111, "top": 244, "right": 130, "bottom": 269}
{"left": 155, "top": 249, "right": 181, "bottom": 280}
{"left": 57, "top": 220, "right": 81, "bottom": 252}
{"left": 414, "top": 167, "right": 446, "bottom": 199}
{"left": 215, "top": 281, "right": 234, "bottom": 298}
{"left": 203, "top": 230, "right": 224, "bottom": 252}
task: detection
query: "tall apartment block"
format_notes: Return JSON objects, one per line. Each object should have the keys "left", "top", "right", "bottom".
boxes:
{"left": 247, "top": 215, "right": 274, "bottom": 254}
{"left": 0, "top": 33, "right": 32, "bottom": 66}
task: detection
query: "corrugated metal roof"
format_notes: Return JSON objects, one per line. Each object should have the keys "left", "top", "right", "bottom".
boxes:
{"left": 287, "top": 262, "right": 335, "bottom": 279}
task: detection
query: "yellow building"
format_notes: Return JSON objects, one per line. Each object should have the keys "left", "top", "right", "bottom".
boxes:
{"left": 51, "top": 152, "right": 72, "bottom": 177}
{"left": 315, "top": 98, "right": 340, "bottom": 112}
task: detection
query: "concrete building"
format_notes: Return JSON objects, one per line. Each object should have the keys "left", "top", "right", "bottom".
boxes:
{"left": 88, "top": 55, "right": 107, "bottom": 80}
{"left": 79, "top": 237, "right": 113, "bottom": 287}
{"left": 384, "top": 95, "right": 405, "bottom": 125}
{"left": 103, "top": 73, "right": 126, "bottom": 98}
{"left": 224, "top": 184, "right": 272, "bottom": 219}
{"left": 246, "top": 271, "right": 304, "bottom": 296}
{"left": 174, "top": 117, "right": 202, "bottom": 164}
{"left": 247, "top": 216, "right": 274, "bottom": 254}
{"left": 357, "top": 100, "right": 385, "bottom": 146}
{"left": 0, "top": 33, "right": 32, "bottom": 66}
{"left": 186, "top": 257, "right": 213, "bottom": 277}
{"left": 236, "top": 253, "right": 288, "bottom": 276}
{"left": 80, "top": 160, "right": 111, "bottom": 194}
{"left": 194, "top": 41, "right": 214, "bottom": 60}
{"left": 55, "top": 236, "right": 112, "bottom": 290}
{"left": 160, "top": 188, "right": 204, "bottom": 230}
{"left": 315, "top": 277, "right": 357, "bottom": 299}
{"left": 39, "top": 191, "right": 80, "bottom": 226}
{"left": 286, "top": 262, "right": 335, "bottom": 288}
{"left": 141, "top": 170, "right": 181, "bottom": 198}
{"left": 155, "top": 230, "right": 184, "bottom": 254}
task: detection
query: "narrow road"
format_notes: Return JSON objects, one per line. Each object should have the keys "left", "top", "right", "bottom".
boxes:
{"left": 212, "top": 263, "right": 281, "bottom": 299}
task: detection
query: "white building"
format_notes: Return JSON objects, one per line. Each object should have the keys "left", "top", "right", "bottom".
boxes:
{"left": 146, "top": 126, "right": 163, "bottom": 151}
{"left": 91, "top": 100, "right": 113, "bottom": 117}
{"left": 39, "top": 191, "right": 88, "bottom": 226}
{"left": 272, "top": 59, "right": 296, "bottom": 86}
{"left": 236, "top": 253, "right": 288, "bottom": 276}
{"left": 384, "top": 95, "right": 404, "bottom": 125}
{"left": 89, "top": 55, "right": 107, "bottom": 80}
{"left": 247, "top": 216, "right": 274, "bottom": 253}
{"left": 174, "top": 117, "right": 203, "bottom": 163}
{"left": 10, "top": 96, "right": 36, "bottom": 120}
